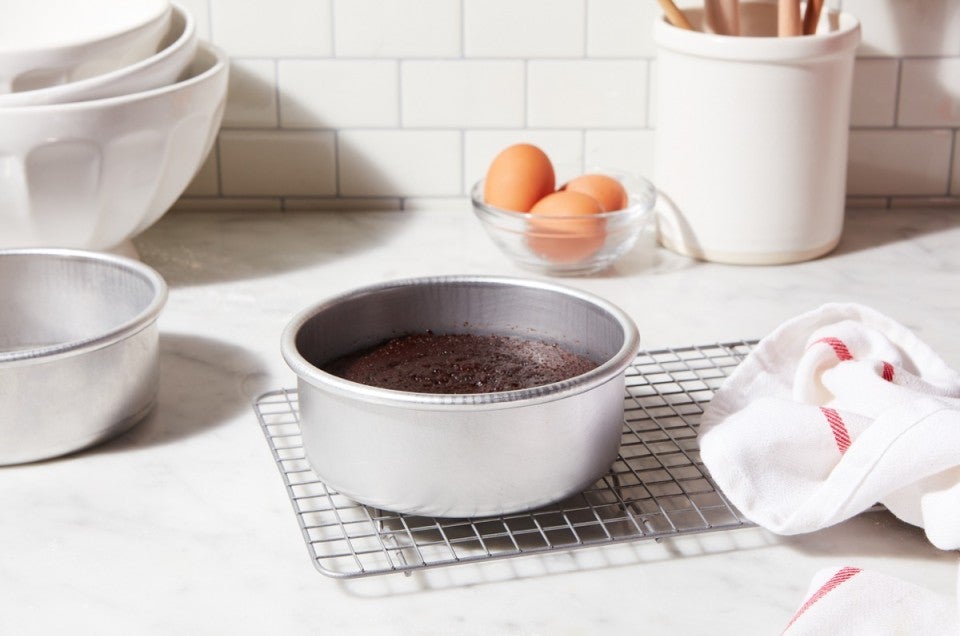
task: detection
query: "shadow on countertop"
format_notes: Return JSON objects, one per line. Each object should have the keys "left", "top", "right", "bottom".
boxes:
{"left": 830, "top": 208, "right": 960, "bottom": 258}
{"left": 134, "top": 209, "right": 410, "bottom": 288}
{"left": 779, "top": 508, "right": 943, "bottom": 559}
{"left": 332, "top": 509, "right": 951, "bottom": 599}
{"left": 91, "top": 333, "right": 263, "bottom": 454}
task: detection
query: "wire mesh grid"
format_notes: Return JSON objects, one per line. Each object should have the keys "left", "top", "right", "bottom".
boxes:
{"left": 255, "top": 340, "right": 757, "bottom": 578}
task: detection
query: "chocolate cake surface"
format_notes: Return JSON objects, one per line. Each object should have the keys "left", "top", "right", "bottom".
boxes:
{"left": 324, "top": 332, "right": 598, "bottom": 394}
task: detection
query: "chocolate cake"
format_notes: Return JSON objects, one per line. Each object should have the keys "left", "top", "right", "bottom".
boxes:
{"left": 324, "top": 332, "right": 598, "bottom": 394}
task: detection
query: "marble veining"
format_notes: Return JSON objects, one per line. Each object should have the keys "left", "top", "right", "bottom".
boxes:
{"left": 1, "top": 207, "right": 958, "bottom": 634}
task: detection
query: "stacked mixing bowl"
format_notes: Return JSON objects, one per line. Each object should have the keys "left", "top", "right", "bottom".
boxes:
{"left": 0, "top": 0, "right": 228, "bottom": 464}
{"left": 0, "top": 0, "right": 228, "bottom": 251}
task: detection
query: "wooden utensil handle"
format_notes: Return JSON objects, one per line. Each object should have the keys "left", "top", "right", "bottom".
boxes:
{"left": 657, "top": 0, "right": 694, "bottom": 30}
{"left": 802, "top": 0, "right": 825, "bottom": 35}
{"left": 778, "top": 0, "right": 802, "bottom": 36}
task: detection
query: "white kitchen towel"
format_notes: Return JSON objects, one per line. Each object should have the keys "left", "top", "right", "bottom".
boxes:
{"left": 699, "top": 303, "right": 960, "bottom": 549}
{"left": 782, "top": 564, "right": 959, "bottom": 635}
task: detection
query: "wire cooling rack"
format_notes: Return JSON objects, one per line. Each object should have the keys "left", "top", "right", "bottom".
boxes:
{"left": 255, "top": 340, "right": 757, "bottom": 578}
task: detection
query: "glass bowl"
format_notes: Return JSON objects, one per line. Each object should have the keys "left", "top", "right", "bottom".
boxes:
{"left": 471, "top": 169, "right": 657, "bottom": 276}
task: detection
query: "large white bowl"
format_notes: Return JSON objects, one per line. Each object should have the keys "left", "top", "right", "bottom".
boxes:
{"left": 0, "top": 41, "right": 228, "bottom": 251}
{"left": 0, "top": 3, "right": 196, "bottom": 107}
{"left": 0, "top": 0, "right": 172, "bottom": 93}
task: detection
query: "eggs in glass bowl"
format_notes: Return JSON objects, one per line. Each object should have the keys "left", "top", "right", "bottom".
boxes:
{"left": 471, "top": 144, "right": 657, "bottom": 276}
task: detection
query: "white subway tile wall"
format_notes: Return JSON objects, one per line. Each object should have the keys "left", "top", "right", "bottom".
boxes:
{"left": 176, "top": 0, "right": 960, "bottom": 211}
{"left": 218, "top": 130, "right": 337, "bottom": 196}
{"left": 279, "top": 60, "right": 398, "bottom": 128}
{"left": 401, "top": 61, "right": 525, "bottom": 128}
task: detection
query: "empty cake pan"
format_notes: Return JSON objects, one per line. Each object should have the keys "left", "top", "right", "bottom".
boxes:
{"left": 0, "top": 249, "right": 167, "bottom": 465}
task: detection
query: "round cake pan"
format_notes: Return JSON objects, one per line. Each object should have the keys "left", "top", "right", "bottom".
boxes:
{"left": 281, "top": 276, "right": 640, "bottom": 518}
{"left": 0, "top": 249, "right": 167, "bottom": 465}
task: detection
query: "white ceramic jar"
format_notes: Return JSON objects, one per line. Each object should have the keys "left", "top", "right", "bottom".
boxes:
{"left": 654, "top": 2, "right": 861, "bottom": 265}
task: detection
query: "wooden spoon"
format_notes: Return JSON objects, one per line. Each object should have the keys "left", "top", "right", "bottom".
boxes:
{"left": 706, "top": 0, "right": 741, "bottom": 35}
{"left": 778, "top": 0, "right": 801, "bottom": 36}
{"left": 802, "top": 0, "right": 825, "bottom": 35}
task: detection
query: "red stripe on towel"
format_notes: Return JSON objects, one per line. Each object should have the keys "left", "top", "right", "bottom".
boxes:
{"left": 820, "top": 407, "right": 852, "bottom": 454}
{"left": 881, "top": 361, "right": 895, "bottom": 382}
{"left": 784, "top": 566, "right": 861, "bottom": 632}
{"left": 813, "top": 337, "right": 853, "bottom": 361}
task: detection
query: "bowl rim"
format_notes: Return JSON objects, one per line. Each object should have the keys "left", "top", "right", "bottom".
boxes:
{"left": 0, "top": 2, "right": 195, "bottom": 108}
{"left": 281, "top": 275, "right": 640, "bottom": 410}
{"left": 470, "top": 169, "right": 658, "bottom": 221}
{"left": 1, "top": 38, "right": 225, "bottom": 113}
{"left": 0, "top": 248, "right": 168, "bottom": 366}
{"left": 0, "top": 0, "right": 172, "bottom": 56}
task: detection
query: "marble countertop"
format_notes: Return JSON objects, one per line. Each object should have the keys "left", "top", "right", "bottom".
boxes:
{"left": 3, "top": 207, "right": 959, "bottom": 634}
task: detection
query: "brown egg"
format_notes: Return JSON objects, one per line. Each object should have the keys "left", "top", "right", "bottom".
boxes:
{"left": 483, "top": 144, "right": 556, "bottom": 212}
{"left": 526, "top": 191, "right": 606, "bottom": 263}
{"left": 562, "top": 174, "right": 628, "bottom": 211}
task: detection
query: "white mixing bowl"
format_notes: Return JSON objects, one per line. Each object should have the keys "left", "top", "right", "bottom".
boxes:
{"left": 0, "top": 3, "right": 196, "bottom": 107}
{"left": 0, "top": 41, "right": 228, "bottom": 251}
{"left": 0, "top": 0, "right": 172, "bottom": 93}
